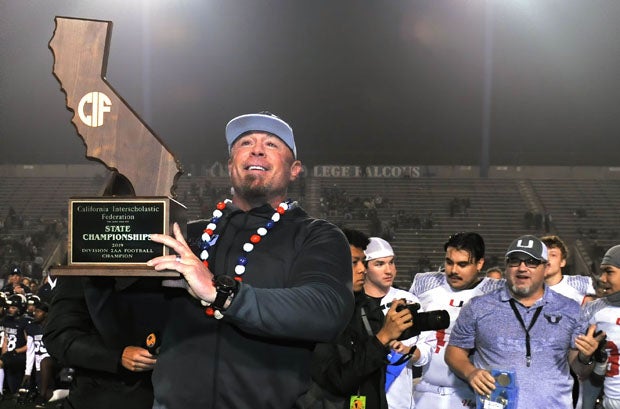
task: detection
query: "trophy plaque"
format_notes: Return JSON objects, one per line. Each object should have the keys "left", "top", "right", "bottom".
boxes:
{"left": 69, "top": 197, "right": 186, "bottom": 266}
{"left": 49, "top": 17, "right": 185, "bottom": 277}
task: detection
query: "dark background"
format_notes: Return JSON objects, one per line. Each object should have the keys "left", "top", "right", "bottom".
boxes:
{"left": 1, "top": 1, "right": 620, "bottom": 168}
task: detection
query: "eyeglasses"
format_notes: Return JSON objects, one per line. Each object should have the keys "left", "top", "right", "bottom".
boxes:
{"left": 506, "top": 257, "right": 544, "bottom": 268}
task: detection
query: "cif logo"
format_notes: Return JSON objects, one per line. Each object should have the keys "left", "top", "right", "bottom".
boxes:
{"left": 78, "top": 92, "right": 112, "bottom": 127}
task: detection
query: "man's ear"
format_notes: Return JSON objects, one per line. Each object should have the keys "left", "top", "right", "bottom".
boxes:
{"left": 289, "top": 160, "right": 303, "bottom": 181}
{"left": 476, "top": 257, "right": 485, "bottom": 272}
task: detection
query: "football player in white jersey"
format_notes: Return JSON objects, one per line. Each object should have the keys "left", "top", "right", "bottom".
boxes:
{"left": 582, "top": 244, "right": 620, "bottom": 409}
{"left": 409, "top": 232, "right": 504, "bottom": 409}
{"left": 364, "top": 237, "right": 422, "bottom": 409}
{"left": 542, "top": 235, "right": 595, "bottom": 305}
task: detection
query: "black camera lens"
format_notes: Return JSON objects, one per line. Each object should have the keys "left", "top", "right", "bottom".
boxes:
{"left": 396, "top": 303, "right": 450, "bottom": 340}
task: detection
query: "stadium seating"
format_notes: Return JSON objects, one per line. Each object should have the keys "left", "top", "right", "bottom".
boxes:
{"left": 2, "top": 171, "right": 619, "bottom": 290}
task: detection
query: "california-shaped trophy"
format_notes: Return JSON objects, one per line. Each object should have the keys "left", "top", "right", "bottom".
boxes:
{"left": 49, "top": 17, "right": 185, "bottom": 277}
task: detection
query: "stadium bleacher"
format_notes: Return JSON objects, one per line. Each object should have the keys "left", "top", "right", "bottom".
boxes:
{"left": 2, "top": 166, "right": 620, "bottom": 289}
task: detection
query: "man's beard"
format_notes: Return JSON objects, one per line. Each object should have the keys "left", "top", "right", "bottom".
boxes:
{"left": 510, "top": 283, "right": 532, "bottom": 298}
{"left": 234, "top": 174, "right": 285, "bottom": 207}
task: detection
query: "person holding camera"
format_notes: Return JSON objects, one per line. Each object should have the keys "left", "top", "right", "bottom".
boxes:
{"left": 363, "top": 237, "right": 423, "bottom": 409}
{"left": 409, "top": 232, "right": 504, "bottom": 409}
{"left": 304, "top": 229, "right": 415, "bottom": 409}
{"left": 445, "top": 235, "right": 604, "bottom": 409}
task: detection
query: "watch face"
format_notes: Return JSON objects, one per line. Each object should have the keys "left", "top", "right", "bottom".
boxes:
{"left": 216, "top": 275, "right": 237, "bottom": 291}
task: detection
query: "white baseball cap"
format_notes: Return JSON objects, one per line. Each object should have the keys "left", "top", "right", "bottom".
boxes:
{"left": 365, "top": 237, "right": 394, "bottom": 261}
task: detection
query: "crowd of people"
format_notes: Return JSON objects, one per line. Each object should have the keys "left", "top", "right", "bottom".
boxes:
{"left": 0, "top": 266, "right": 63, "bottom": 408}
{"left": 1, "top": 112, "right": 618, "bottom": 409}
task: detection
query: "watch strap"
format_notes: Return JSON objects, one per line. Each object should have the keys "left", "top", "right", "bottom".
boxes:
{"left": 206, "top": 275, "right": 240, "bottom": 319}
{"left": 211, "top": 288, "right": 232, "bottom": 311}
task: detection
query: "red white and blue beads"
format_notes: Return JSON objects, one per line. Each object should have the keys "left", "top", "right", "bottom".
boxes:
{"left": 200, "top": 199, "right": 292, "bottom": 318}
{"left": 199, "top": 199, "right": 292, "bottom": 282}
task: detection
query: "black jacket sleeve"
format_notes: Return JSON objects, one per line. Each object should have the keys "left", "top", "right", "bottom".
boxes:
{"left": 224, "top": 219, "right": 354, "bottom": 342}
{"left": 43, "top": 276, "right": 123, "bottom": 374}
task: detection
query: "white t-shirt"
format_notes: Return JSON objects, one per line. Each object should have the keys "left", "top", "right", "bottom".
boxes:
{"left": 380, "top": 287, "right": 420, "bottom": 409}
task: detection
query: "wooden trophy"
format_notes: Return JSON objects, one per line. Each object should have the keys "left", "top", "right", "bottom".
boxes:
{"left": 49, "top": 17, "right": 185, "bottom": 277}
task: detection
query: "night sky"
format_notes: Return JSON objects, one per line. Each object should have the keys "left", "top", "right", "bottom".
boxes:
{"left": 1, "top": 1, "right": 620, "bottom": 168}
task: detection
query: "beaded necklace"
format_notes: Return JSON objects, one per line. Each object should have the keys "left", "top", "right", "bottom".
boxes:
{"left": 199, "top": 199, "right": 293, "bottom": 281}
{"left": 199, "top": 199, "right": 292, "bottom": 318}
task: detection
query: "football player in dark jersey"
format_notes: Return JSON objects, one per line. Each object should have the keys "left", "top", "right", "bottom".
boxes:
{"left": 24, "top": 294, "right": 41, "bottom": 321}
{"left": 23, "top": 301, "right": 57, "bottom": 405}
{"left": 0, "top": 294, "right": 30, "bottom": 394}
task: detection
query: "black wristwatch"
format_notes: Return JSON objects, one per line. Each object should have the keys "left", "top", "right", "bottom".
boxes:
{"left": 211, "top": 275, "right": 239, "bottom": 312}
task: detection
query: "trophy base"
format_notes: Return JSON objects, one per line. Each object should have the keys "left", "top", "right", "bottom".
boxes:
{"left": 50, "top": 265, "right": 181, "bottom": 277}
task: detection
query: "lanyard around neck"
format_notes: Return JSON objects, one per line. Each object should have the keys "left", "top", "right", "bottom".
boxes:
{"left": 508, "top": 299, "right": 543, "bottom": 367}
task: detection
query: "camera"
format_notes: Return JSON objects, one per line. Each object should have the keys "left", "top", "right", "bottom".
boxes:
{"left": 395, "top": 302, "right": 450, "bottom": 340}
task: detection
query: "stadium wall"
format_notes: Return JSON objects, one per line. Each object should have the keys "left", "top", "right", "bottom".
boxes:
{"left": 2, "top": 164, "right": 620, "bottom": 180}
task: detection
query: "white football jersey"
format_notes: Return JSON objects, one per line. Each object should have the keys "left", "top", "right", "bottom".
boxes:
{"left": 549, "top": 275, "right": 594, "bottom": 305}
{"left": 409, "top": 272, "right": 504, "bottom": 388}
{"left": 582, "top": 298, "right": 620, "bottom": 400}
